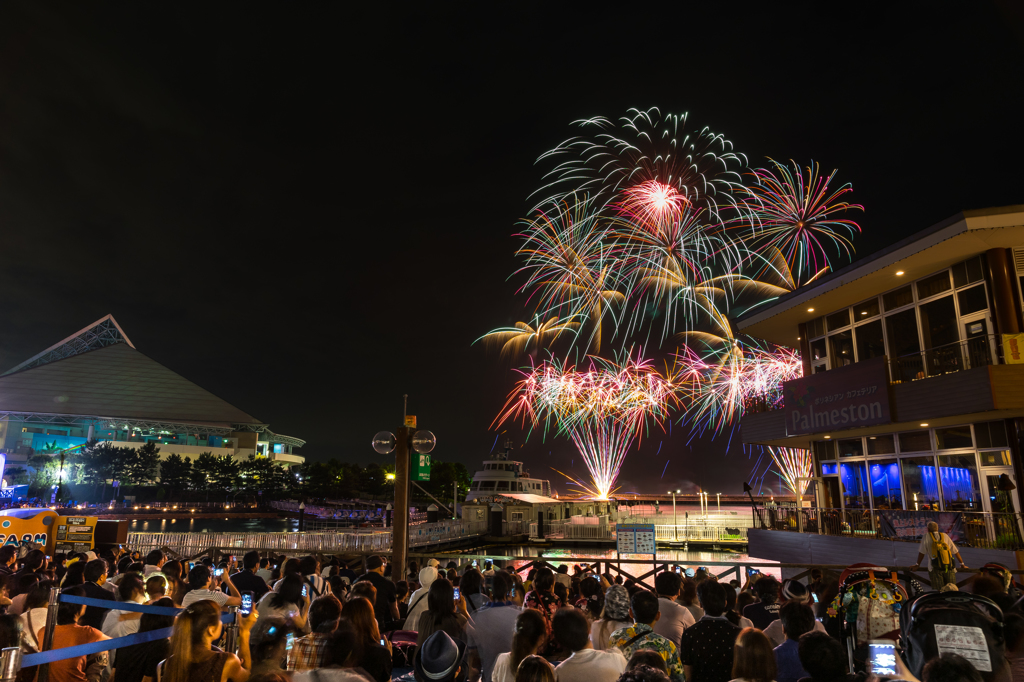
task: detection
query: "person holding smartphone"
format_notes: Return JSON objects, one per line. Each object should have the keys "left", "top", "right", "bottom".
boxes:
{"left": 256, "top": 574, "right": 310, "bottom": 633}
{"left": 181, "top": 564, "right": 242, "bottom": 608}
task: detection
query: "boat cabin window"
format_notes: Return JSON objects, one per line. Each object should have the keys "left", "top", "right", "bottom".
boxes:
{"left": 480, "top": 481, "right": 496, "bottom": 490}
{"left": 496, "top": 481, "right": 510, "bottom": 491}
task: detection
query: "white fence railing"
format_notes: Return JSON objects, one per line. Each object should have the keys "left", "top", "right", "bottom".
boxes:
{"left": 128, "top": 519, "right": 489, "bottom": 557}
{"left": 527, "top": 518, "right": 748, "bottom": 543}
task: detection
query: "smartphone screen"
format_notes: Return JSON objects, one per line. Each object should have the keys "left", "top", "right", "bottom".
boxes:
{"left": 453, "top": 587, "right": 460, "bottom": 601}
{"left": 868, "top": 640, "right": 897, "bottom": 676}
{"left": 472, "top": 559, "right": 478, "bottom": 567}
{"left": 812, "top": 592, "right": 819, "bottom": 603}
{"left": 240, "top": 592, "right": 254, "bottom": 616}
{"left": 214, "top": 568, "right": 224, "bottom": 577}
{"left": 286, "top": 633, "right": 294, "bottom": 652}
{"left": 301, "top": 584, "right": 308, "bottom": 597}
{"left": 380, "top": 638, "right": 386, "bottom": 646}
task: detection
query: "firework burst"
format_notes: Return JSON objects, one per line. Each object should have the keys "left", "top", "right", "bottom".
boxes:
{"left": 534, "top": 108, "right": 748, "bottom": 227}
{"left": 513, "top": 195, "right": 623, "bottom": 353}
{"left": 739, "top": 159, "right": 862, "bottom": 286}
{"left": 495, "top": 355, "right": 676, "bottom": 499}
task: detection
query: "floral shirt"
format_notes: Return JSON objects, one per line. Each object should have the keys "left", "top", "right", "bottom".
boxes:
{"left": 523, "top": 590, "right": 564, "bottom": 657}
{"left": 610, "top": 623, "right": 685, "bottom": 682}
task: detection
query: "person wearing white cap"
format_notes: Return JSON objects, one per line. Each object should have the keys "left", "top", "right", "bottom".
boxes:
{"left": 761, "top": 580, "right": 825, "bottom": 648}
{"left": 406, "top": 565, "right": 438, "bottom": 632}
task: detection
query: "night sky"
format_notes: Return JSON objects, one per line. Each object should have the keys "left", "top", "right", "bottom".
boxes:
{"left": 0, "top": 3, "right": 1021, "bottom": 495}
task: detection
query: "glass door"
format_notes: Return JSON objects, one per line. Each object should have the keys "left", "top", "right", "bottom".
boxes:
{"left": 962, "top": 317, "right": 993, "bottom": 369}
{"left": 981, "top": 468, "right": 1022, "bottom": 549}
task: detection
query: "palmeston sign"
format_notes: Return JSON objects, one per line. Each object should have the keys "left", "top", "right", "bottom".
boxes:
{"left": 783, "top": 356, "right": 893, "bottom": 436}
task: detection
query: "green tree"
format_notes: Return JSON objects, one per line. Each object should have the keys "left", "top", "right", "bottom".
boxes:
{"left": 192, "top": 452, "right": 219, "bottom": 500}
{"left": 26, "top": 454, "right": 60, "bottom": 497}
{"left": 212, "top": 455, "right": 240, "bottom": 493}
{"left": 239, "top": 455, "right": 293, "bottom": 496}
{"left": 160, "top": 454, "right": 192, "bottom": 497}
{"left": 3, "top": 466, "right": 28, "bottom": 486}
{"left": 423, "top": 459, "right": 472, "bottom": 511}
{"left": 127, "top": 442, "right": 161, "bottom": 484}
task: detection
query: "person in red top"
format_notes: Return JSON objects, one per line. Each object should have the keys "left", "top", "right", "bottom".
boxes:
{"left": 38, "top": 585, "right": 110, "bottom": 682}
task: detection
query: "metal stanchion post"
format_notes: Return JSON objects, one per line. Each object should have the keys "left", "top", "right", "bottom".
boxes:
{"left": 37, "top": 587, "right": 61, "bottom": 682}
{"left": 0, "top": 648, "right": 22, "bottom": 682}
{"left": 223, "top": 606, "right": 239, "bottom": 654}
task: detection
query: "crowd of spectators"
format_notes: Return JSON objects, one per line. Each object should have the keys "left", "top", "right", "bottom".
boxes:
{"left": 0, "top": 547, "right": 1013, "bottom": 682}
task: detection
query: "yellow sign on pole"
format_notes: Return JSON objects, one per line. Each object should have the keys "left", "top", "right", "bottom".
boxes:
{"left": 1004, "top": 334, "right": 1024, "bottom": 364}
{"left": 405, "top": 415, "right": 417, "bottom": 428}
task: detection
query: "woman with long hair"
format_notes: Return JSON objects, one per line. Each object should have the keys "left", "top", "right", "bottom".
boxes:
{"left": 460, "top": 569, "right": 486, "bottom": 614}
{"left": 161, "top": 600, "right": 255, "bottom": 682}
{"left": 679, "top": 578, "right": 703, "bottom": 622}
{"left": 514, "top": 655, "right": 555, "bottom": 682}
{"left": 39, "top": 585, "right": 110, "bottom": 682}
{"left": 161, "top": 560, "right": 188, "bottom": 605}
{"left": 61, "top": 561, "right": 86, "bottom": 589}
{"left": 272, "top": 558, "right": 301, "bottom": 591}
{"left": 730, "top": 627, "right": 776, "bottom": 682}
{"left": 574, "top": 577, "right": 603, "bottom": 623}
{"left": 591, "top": 584, "right": 632, "bottom": 651}
{"left": 117, "top": 597, "right": 176, "bottom": 682}
{"left": 256, "top": 573, "right": 309, "bottom": 633}
{"left": 19, "top": 580, "right": 54, "bottom": 654}
{"left": 522, "top": 568, "right": 561, "bottom": 657}
{"left": 415, "top": 578, "right": 468, "bottom": 647}
{"left": 491, "top": 609, "right": 546, "bottom": 682}
{"left": 339, "top": 597, "right": 392, "bottom": 682}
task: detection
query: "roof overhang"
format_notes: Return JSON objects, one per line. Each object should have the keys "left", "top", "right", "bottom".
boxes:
{"left": 736, "top": 206, "right": 1024, "bottom": 346}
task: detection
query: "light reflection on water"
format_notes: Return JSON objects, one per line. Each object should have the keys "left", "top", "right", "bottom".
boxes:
{"left": 127, "top": 520, "right": 780, "bottom": 581}
{"left": 129, "top": 518, "right": 299, "bottom": 533}
{"left": 441, "top": 546, "right": 782, "bottom": 581}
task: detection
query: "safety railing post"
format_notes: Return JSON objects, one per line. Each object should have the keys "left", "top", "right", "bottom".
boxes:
{"left": 0, "top": 647, "right": 22, "bottom": 682}
{"left": 223, "top": 606, "right": 239, "bottom": 655}
{"left": 37, "top": 587, "right": 61, "bottom": 682}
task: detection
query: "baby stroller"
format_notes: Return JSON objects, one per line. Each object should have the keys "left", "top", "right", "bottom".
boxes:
{"left": 824, "top": 563, "right": 909, "bottom": 672}
{"left": 900, "top": 591, "right": 1005, "bottom": 681}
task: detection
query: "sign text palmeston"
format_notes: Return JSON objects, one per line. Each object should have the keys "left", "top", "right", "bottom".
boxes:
{"left": 783, "top": 356, "right": 892, "bottom": 435}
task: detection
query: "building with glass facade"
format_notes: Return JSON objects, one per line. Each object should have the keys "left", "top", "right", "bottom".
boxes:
{"left": 738, "top": 205, "right": 1024, "bottom": 518}
{"left": 0, "top": 315, "right": 304, "bottom": 472}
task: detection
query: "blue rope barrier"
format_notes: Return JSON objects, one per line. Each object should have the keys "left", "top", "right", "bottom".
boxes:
{"left": 58, "top": 595, "right": 181, "bottom": 616}
{"left": 24, "top": 610, "right": 235, "bottom": 666}
{"left": 23, "top": 627, "right": 175, "bottom": 666}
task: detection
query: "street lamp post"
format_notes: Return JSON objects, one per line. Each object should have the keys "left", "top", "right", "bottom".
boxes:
{"left": 668, "top": 490, "right": 678, "bottom": 541}
{"left": 372, "top": 396, "right": 436, "bottom": 588}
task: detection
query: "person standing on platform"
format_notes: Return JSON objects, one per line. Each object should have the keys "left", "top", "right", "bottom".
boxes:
{"left": 912, "top": 521, "right": 969, "bottom": 589}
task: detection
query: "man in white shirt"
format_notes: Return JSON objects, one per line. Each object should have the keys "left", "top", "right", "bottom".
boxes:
{"left": 181, "top": 564, "right": 242, "bottom": 608}
{"left": 256, "top": 558, "right": 274, "bottom": 583}
{"left": 912, "top": 521, "right": 969, "bottom": 588}
{"left": 143, "top": 549, "right": 165, "bottom": 577}
{"left": 553, "top": 608, "right": 625, "bottom": 682}
{"left": 554, "top": 565, "right": 572, "bottom": 589}
{"left": 653, "top": 571, "right": 694, "bottom": 646}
